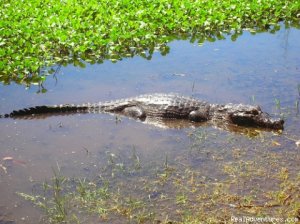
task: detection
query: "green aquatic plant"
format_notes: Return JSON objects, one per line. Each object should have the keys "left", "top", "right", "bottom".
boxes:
{"left": 18, "top": 169, "right": 70, "bottom": 223}
{"left": 0, "top": 0, "right": 299, "bottom": 87}
{"left": 18, "top": 132, "right": 300, "bottom": 223}
{"left": 275, "top": 98, "right": 281, "bottom": 110}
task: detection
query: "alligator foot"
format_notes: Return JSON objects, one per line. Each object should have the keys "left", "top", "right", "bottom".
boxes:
{"left": 188, "top": 106, "right": 210, "bottom": 122}
{"left": 122, "top": 106, "right": 146, "bottom": 120}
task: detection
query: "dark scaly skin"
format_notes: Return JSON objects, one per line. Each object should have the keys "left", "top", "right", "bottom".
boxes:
{"left": 0, "top": 93, "right": 284, "bottom": 129}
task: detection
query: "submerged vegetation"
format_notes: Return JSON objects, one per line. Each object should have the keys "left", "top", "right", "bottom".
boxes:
{"left": 0, "top": 0, "right": 299, "bottom": 86}
{"left": 18, "top": 130, "right": 300, "bottom": 223}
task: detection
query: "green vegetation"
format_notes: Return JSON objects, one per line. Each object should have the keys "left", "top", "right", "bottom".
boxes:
{"left": 0, "top": 0, "right": 299, "bottom": 86}
{"left": 18, "top": 130, "right": 300, "bottom": 223}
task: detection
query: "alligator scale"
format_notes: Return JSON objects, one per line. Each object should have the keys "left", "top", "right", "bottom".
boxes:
{"left": 0, "top": 93, "right": 284, "bottom": 129}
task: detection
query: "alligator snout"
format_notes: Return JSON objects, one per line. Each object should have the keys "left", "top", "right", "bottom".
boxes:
{"left": 266, "top": 117, "right": 284, "bottom": 129}
{"left": 229, "top": 111, "right": 284, "bottom": 130}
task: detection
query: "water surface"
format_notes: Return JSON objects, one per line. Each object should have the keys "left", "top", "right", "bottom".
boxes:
{"left": 0, "top": 26, "right": 300, "bottom": 223}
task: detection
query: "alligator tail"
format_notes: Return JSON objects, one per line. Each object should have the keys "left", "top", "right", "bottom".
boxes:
{"left": 0, "top": 104, "right": 93, "bottom": 118}
{"left": 0, "top": 100, "right": 133, "bottom": 118}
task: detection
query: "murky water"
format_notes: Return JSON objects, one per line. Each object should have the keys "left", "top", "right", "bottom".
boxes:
{"left": 0, "top": 26, "right": 300, "bottom": 223}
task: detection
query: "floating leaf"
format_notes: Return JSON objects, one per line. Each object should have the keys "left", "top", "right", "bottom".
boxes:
{"left": 3, "top": 156, "right": 14, "bottom": 161}
{"left": 0, "top": 164, "right": 7, "bottom": 174}
{"left": 272, "top": 141, "right": 281, "bottom": 146}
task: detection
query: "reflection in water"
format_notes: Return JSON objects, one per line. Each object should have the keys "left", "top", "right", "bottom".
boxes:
{"left": 145, "top": 117, "right": 279, "bottom": 137}
{"left": 1, "top": 22, "right": 298, "bottom": 89}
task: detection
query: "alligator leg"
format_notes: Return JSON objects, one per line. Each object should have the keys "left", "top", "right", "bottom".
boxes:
{"left": 122, "top": 106, "right": 146, "bottom": 120}
{"left": 188, "top": 108, "right": 209, "bottom": 122}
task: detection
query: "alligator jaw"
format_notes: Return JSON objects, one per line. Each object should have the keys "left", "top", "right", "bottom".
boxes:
{"left": 229, "top": 111, "right": 284, "bottom": 130}
{"left": 210, "top": 103, "right": 285, "bottom": 130}
{"left": 254, "top": 113, "right": 284, "bottom": 130}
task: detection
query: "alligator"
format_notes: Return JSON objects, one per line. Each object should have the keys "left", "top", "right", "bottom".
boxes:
{"left": 0, "top": 93, "right": 284, "bottom": 129}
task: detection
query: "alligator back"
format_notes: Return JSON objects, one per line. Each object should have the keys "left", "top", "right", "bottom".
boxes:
{"left": 102, "top": 93, "right": 207, "bottom": 118}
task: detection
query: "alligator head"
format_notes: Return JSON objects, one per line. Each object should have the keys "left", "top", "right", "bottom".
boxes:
{"left": 211, "top": 104, "right": 284, "bottom": 130}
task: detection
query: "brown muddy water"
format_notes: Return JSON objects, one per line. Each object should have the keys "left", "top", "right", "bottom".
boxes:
{"left": 1, "top": 26, "right": 300, "bottom": 223}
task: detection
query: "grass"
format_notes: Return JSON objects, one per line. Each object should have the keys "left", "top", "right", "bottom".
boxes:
{"left": 18, "top": 129, "right": 300, "bottom": 223}
{"left": 0, "top": 0, "right": 299, "bottom": 86}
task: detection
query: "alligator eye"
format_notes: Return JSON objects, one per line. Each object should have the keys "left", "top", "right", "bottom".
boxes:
{"left": 244, "top": 110, "right": 258, "bottom": 115}
{"left": 249, "top": 109, "right": 259, "bottom": 115}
